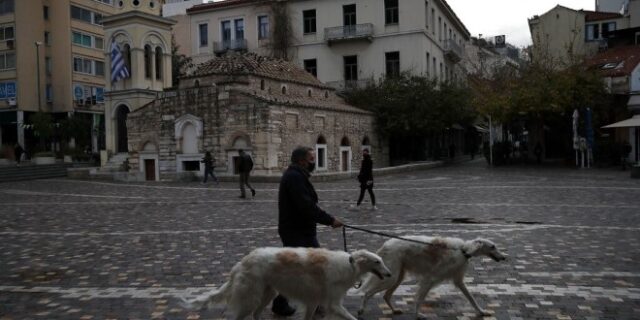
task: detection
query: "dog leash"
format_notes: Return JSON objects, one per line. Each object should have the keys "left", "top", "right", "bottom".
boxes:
{"left": 342, "top": 224, "right": 438, "bottom": 251}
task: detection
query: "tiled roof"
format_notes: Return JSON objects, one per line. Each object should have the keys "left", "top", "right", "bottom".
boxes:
{"left": 586, "top": 46, "right": 640, "bottom": 77}
{"left": 187, "top": 0, "right": 268, "bottom": 14}
{"left": 232, "top": 87, "right": 371, "bottom": 115}
{"left": 189, "top": 52, "right": 331, "bottom": 89}
{"left": 582, "top": 10, "right": 623, "bottom": 21}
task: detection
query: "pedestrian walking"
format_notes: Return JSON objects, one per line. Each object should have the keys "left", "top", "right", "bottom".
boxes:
{"left": 14, "top": 143, "right": 24, "bottom": 166}
{"left": 201, "top": 151, "right": 218, "bottom": 184}
{"left": 350, "top": 148, "right": 377, "bottom": 210}
{"left": 271, "top": 146, "right": 344, "bottom": 316}
{"left": 237, "top": 149, "right": 255, "bottom": 198}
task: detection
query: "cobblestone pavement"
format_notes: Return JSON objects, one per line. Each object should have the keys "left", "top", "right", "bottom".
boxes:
{"left": 1, "top": 160, "right": 639, "bottom": 320}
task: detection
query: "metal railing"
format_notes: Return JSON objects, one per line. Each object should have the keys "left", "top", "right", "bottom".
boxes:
{"left": 443, "top": 39, "right": 463, "bottom": 62}
{"left": 213, "top": 39, "right": 248, "bottom": 53}
{"left": 324, "top": 23, "right": 374, "bottom": 42}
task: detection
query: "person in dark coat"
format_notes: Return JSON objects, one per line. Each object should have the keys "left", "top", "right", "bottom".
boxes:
{"left": 14, "top": 143, "right": 24, "bottom": 166}
{"left": 237, "top": 149, "right": 255, "bottom": 198}
{"left": 271, "top": 146, "right": 344, "bottom": 316}
{"left": 201, "top": 151, "right": 218, "bottom": 184}
{"left": 351, "top": 149, "right": 377, "bottom": 210}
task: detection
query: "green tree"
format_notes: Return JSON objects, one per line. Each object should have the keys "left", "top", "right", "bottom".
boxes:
{"left": 30, "top": 112, "right": 54, "bottom": 152}
{"left": 171, "top": 35, "right": 194, "bottom": 87}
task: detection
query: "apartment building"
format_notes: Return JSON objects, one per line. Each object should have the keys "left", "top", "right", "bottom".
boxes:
{"left": 528, "top": 2, "right": 639, "bottom": 65}
{"left": 183, "top": 0, "right": 470, "bottom": 90}
{"left": 0, "top": 0, "right": 124, "bottom": 153}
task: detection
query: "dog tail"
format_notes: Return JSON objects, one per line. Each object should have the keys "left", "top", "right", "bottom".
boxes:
{"left": 180, "top": 281, "right": 231, "bottom": 310}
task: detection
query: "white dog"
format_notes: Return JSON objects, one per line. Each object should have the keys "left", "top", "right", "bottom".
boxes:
{"left": 357, "top": 237, "right": 507, "bottom": 319}
{"left": 183, "top": 247, "right": 392, "bottom": 320}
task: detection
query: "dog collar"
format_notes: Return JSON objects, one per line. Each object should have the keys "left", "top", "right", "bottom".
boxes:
{"left": 461, "top": 249, "right": 472, "bottom": 259}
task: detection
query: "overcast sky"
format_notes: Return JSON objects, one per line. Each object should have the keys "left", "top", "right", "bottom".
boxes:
{"left": 446, "top": 0, "right": 595, "bottom": 48}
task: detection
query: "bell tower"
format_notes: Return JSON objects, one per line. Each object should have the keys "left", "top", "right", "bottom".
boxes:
{"left": 102, "top": 0, "right": 174, "bottom": 156}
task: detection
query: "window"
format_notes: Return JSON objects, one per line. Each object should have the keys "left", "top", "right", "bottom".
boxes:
{"left": 44, "top": 32, "right": 51, "bottom": 45}
{"left": 439, "top": 62, "right": 443, "bottom": 80}
{"left": 601, "top": 22, "right": 616, "bottom": 38}
{"left": 426, "top": 52, "right": 430, "bottom": 76}
{"left": 586, "top": 23, "right": 599, "bottom": 41}
{"left": 438, "top": 16, "right": 442, "bottom": 40}
{"left": 73, "top": 57, "right": 93, "bottom": 74}
{"left": 43, "top": 6, "right": 49, "bottom": 19}
{"left": 316, "top": 136, "right": 327, "bottom": 171}
{"left": 221, "top": 21, "right": 231, "bottom": 41}
{"left": 432, "top": 57, "right": 436, "bottom": 79}
{"left": 72, "top": 31, "right": 103, "bottom": 49}
{"left": 45, "top": 57, "right": 51, "bottom": 75}
{"left": 123, "top": 44, "right": 132, "bottom": 76}
{"left": 425, "top": 1, "right": 429, "bottom": 28}
{"left": 0, "top": 0, "right": 14, "bottom": 15}
{"left": 235, "top": 19, "right": 244, "bottom": 40}
{"left": 144, "top": 45, "right": 152, "bottom": 78}
{"left": 155, "top": 47, "right": 162, "bottom": 80}
{"left": 198, "top": 23, "right": 208, "bottom": 47}
{"left": 385, "top": 51, "right": 400, "bottom": 78}
{"left": 344, "top": 55, "right": 358, "bottom": 81}
{"left": 71, "top": 5, "right": 104, "bottom": 25}
{"left": 343, "top": 4, "right": 356, "bottom": 27}
{"left": 0, "top": 51, "right": 15, "bottom": 70}
{"left": 0, "top": 25, "right": 14, "bottom": 41}
{"left": 258, "top": 15, "right": 269, "bottom": 39}
{"left": 46, "top": 84, "right": 52, "bottom": 102}
{"left": 73, "top": 83, "right": 104, "bottom": 105}
{"left": 385, "top": 0, "right": 399, "bottom": 25}
{"left": 95, "top": 61, "right": 104, "bottom": 76}
{"left": 304, "top": 58, "right": 317, "bottom": 77}
{"left": 303, "top": 9, "right": 316, "bottom": 34}
{"left": 431, "top": 9, "right": 435, "bottom": 33}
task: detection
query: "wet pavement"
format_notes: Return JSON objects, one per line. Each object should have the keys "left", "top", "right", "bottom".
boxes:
{"left": 1, "top": 160, "right": 639, "bottom": 319}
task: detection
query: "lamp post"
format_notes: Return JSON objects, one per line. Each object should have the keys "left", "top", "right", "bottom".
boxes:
{"left": 35, "top": 41, "right": 43, "bottom": 112}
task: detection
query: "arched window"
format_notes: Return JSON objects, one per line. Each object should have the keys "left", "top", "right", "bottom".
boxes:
{"left": 362, "top": 136, "right": 370, "bottom": 146}
{"left": 155, "top": 47, "right": 163, "bottom": 80}
{"left": 260, "top": 79, "right": 265, "bottom": 90}
{"left": 281, "top": 86, "right": 287, "bottom": 94}
{"left": 341, "top": 137, "right": 350, "bottom": 146}
{"left": 317, "top": 135, "right": 326, "bottom": 144}
{"left": 324, "top": 91, "right": 329, "bottom": 99}
{"left": 307, "top": 89, "right": 312, "bottom": 97}
{"left": 316, "top": 135, "right": 327, "bottom": 171}
{"left": 194, "top": 80, "right": 200, "bottom": 87}
{"left": 144, "top": 45, "right": 152, "bottom": 79}
{"left": 123, "top": 44, "right": 132, "bottom": 78}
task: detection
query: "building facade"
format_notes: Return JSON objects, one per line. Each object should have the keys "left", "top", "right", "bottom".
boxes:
{"left": 182, "top": 0, "right": 470, "bottom": 90}
{"left": 126, "top": 52, "right": 382, "bottom": 181}
{"left": 0, "top": 0, "right": 122, "bottom": 153}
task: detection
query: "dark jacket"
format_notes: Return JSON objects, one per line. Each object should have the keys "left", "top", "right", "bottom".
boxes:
{"left": 201, "top": 156, "right": 214, "bottom": 170}
{"left": 358, "top": 155, "right": 373, "bottom": 183}
{"left": 278, "top": 165, "right": 334, "bottom": 237}
{"left": 238, "top": 154, "right": 253, "bottom": 173}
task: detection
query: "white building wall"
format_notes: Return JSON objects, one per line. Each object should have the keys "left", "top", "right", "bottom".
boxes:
{"left": 631, "top": 63, "right": 640, "bottom": 92}
{"left": 185, "top": 0, "right": 469, "bottom": 84}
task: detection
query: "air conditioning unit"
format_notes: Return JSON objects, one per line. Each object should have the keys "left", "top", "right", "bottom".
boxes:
{"left": 8, "top": 97, "right": 16, "bottom": 106}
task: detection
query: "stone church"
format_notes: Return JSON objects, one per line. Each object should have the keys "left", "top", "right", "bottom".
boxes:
{"left": 102, "top": 1, "right": 382, "bottom": 181}
{"left": 127, "top": 52, "right": 383, "bottom": 180}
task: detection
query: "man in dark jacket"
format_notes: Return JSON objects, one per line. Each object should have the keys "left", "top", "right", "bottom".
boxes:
{"left": 271, "top": 146, "right": 344, "bottom": 316}
{"left": 237, "top": 149, "right": 255, "bottom": 198}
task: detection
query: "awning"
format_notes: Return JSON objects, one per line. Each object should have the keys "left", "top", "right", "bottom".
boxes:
{"left": 628, "top": 94, "right": 640, "bottom": 108}
{"left": 602, "top": 114, "right": 640, "bottom": 128}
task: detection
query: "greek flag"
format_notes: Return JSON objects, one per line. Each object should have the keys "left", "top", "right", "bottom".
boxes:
{"left": 110, "top": 41, "right": 130, "bottom": 83}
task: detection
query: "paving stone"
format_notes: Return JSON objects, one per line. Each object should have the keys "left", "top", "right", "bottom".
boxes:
{"left": 0, "top": 161, "right": 639, "bottom": 319}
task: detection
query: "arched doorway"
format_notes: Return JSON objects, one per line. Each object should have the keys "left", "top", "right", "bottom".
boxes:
{"left": 315, "top": 135, "right": 327, "bottom": 171}
{"left": 115, "top": 105, "right": 130, "bottom": 153}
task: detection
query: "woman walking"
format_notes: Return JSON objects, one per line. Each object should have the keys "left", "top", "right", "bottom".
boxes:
{"left": 351, "top": 149, "right": 377, "bottom": 210}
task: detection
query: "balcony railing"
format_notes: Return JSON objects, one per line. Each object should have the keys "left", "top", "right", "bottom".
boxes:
{"left": 444, "top": 39, "right": 463, "bottom": 63}
{"left": 213, "top": 39, "right": 248, "bottom": 54}
{"left": 324, "top": 23, "right": 374, "bottom": 44}
{"left": 326, "top": 79, "right": 373, "bottom": 92}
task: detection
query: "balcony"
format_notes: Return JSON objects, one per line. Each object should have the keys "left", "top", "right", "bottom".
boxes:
{"left": 326, "top": 79, "right": 373, "bottom": 92}
{"left": 444, "top": 39, "right": 464, "bottom": 63}
{"left": 213, "top": 39, "right": 248, "bottom": 54}
{"left": 324, "top": 23, "right": 373, "bottom": 45}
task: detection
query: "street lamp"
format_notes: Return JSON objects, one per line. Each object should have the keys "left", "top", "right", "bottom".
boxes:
{"left": 35, "top": 41, "right": 43, "bottom": 112}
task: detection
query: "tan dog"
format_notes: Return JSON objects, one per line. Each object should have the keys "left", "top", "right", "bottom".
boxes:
{"left": 358, "top": 237, "right": 507, "bottom": 319}
{"left": 183, "top": 247, "right": 392, "bottom": 320}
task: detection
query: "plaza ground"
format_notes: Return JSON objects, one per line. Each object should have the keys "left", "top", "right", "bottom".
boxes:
{"left": 0, "top": 160, "right": 639, "bottom": 319}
